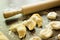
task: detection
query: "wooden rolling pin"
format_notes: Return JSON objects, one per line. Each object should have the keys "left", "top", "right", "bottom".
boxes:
{"left": 3, "top": 0, "right": 60, "bottom": 18}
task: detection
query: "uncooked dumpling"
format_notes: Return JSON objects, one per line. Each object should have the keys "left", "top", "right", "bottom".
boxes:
{"left": 30, "top": 13, "right": 43, "bottom": 27}
{"left": 47, "top": 12, "right": 57, "bottom": 19}
{"left": 9, "top": 23, "right": 26, "bottom": 38}
{"left": 9, "top": 24, "right": 20, "bottom": 32}
{"left": 39, "top": 28, "right": 53, "bottom": 39}
{"left": 50, "top": 21, "right": 60, "bottom": 30}
{"left": 21, "top": 13, "right": 43, "bottom": 30}
{"left": 24, "top": 19, "right": 36, "bottom": 30}
{"left": 16, "top": 24, "right": 26, "bottom": 38}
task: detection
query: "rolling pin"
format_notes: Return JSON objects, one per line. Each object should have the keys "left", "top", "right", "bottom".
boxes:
{"left": 3, "top": 0, "right": 60, "bottom": 18}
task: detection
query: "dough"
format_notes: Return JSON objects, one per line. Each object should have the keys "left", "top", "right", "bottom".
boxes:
{"left": 39, "top": 28, "right": 53, "bottom": 39}
{"left": 9, "top": 24, "right": 20, "bottom": 32}
{"left": 9, "top": 23, "right": 26, "bottom": 38}
{"left": 16, "top": 24, "right": 26, "bottom": 38}
{"left": 24, "top": 19, "right": 36, "bottom": 30}
{"left": 50, "top": 21, "right": 60, "bottom": 30}
{"left": 30, "top": 13, "right": 43, "bottom": 27}
{"left": 47, "top": 12, "right": 57, "bottom": 19}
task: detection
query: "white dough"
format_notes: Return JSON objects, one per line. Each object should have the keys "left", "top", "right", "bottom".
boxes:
{"left": 47, "top": 12, "right": 57, "bottom": 19}
{"left": 24, "top": 19, "right": 36, "bottom": 30}
{"left": 30, "top": 13, "right": 43, "bottom": 27}
{"left": 50, "top": 21, "right": 60, "bottom": 30}
{"left": 9, "top": 23, "right": 26, "bottom": 38}
{"left": 17, "top": 24, "right": 26, "bottom": 38}
{"left": 39, "top": 28, "right": 53, "bottom": 39}
{"left": 21, "top": 14, "right": 43, "bottom": 30}
{"left": 45, "top": 21, "right": 60, "bottom": 30}
{"left": 9, "top": 24, "right": 19, "bottom": 32}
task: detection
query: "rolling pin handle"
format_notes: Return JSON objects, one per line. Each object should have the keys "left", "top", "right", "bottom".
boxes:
{"left": 3, "top": 9, "right": 22, "bottom": 18}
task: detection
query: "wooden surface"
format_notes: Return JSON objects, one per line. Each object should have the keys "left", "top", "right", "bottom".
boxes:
{"left": 0, "top": 0, "right": 60, "bottom": 40}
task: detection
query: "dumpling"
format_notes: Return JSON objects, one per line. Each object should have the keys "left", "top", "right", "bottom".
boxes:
{"left": 9, "top": 24, "right": 20, "bottom": 32}
{"left": 50, "top": 21, "right": 60, "bottom": 30}
{"left": 16, "top": 24, "right": 26, "bottom": 38}
{"left": 9, "top": 23, "right": 26, "bottom": 38}
{"left": 21, "top": 13, "right": 42, "bottom": 30}
{"left": 0, "top": 32, "right": 9, "bottom": 40}
{"left": 45, "top": 21, "right": 60, "bottom": 30}
{"left": 29, "top": 36, "right": 42, "bottom": 40}
{"left": 39, "top": 28, "right": 53, "bottom": 39}
{"left": 24, "top": 19, "right": 36, "bottom": 30}
{"left": 30, "top": 13, "right": 43, "bottom": 27}
{"left": 47, "top": 12, "right": 57, "bottom": 19}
